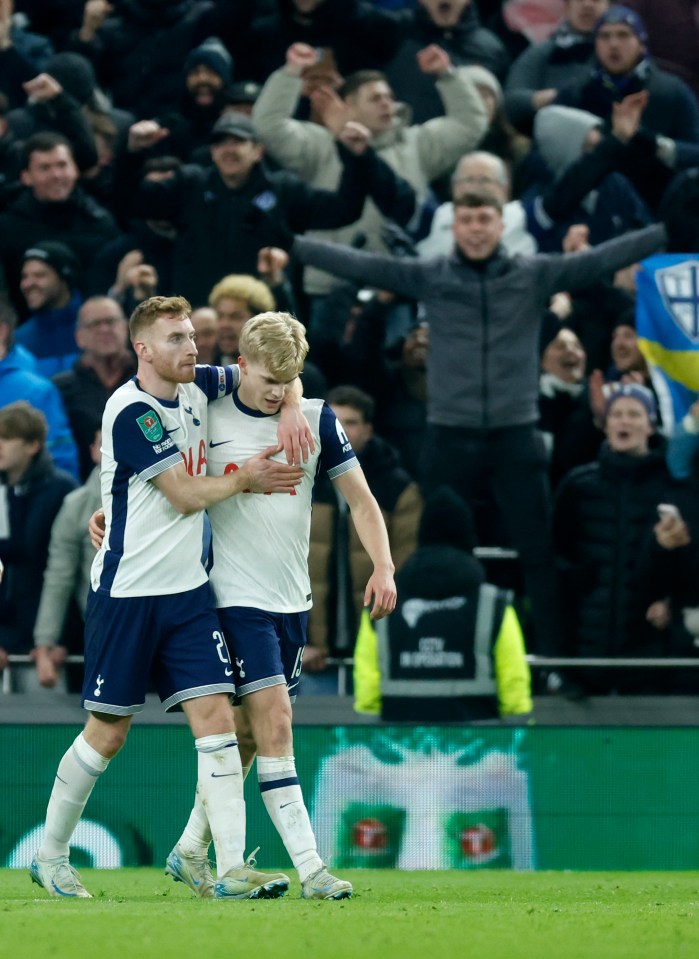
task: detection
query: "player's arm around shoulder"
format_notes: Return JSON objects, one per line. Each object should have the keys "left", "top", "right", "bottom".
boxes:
{"left": 333, "top": 466, "right": 397, "bottom": 620}
{"left": 153, "top": 447, "right": 303, "bottom": 514}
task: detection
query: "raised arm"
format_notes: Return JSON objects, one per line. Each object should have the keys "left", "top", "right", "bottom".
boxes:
{"left": 293, "top": 236, "right": 429, "bottom": 301}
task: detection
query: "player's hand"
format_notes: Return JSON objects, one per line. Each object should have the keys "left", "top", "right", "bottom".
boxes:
{"left": 416, "top": 44, "right": 451, "bottom": 77}
{"left": 278, "top": 400, "right": 315, "bottom": 465}
{"left": 365, "top": 567, "right": 397, "bottom": 620}
{"left": 239, "top": 445, "right": 303, "bottom": 493}
{"left": 89, "top": 508, "right": 106, "bottom": 549}
{"left": 23, "top": 73, "right": 63, "bottom": 102}
{"left": 127, "top": 120, "right": 170, "bottom": 152}
{"left": 285, "top": 42, "right": 318, "bottom": 77}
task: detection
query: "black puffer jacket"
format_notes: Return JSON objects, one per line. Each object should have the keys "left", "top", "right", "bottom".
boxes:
{"left": 553, "top": 442, "right": 678, "bottom": 657}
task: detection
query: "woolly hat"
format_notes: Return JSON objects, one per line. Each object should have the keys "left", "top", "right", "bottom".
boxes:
{"left": 184, "top": 37, "right": 233, "bottom": 87}
{"left": 22, "top": 241, "right": 79, "bottom": 286}
{"left": 534, "top": 105, "right": 601, "bottom": 177}
{"left": 604, "top": 383, "right": 657, "bottom": 423}
{"left": 45, "top": 52, "right": 96, "bottom": 106}
{"left": 459, "top": 65, "right": 503, "bottom": 107}
{"left": 594, "top": 5, "right": 648, "bottom": 48}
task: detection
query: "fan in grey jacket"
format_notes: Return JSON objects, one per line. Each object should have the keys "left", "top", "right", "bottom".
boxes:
{"left": 252, "top": 41, "right": 489, "bottom": 300}
{"left": 291, "top": 188, "right": 666, "bottom": 657}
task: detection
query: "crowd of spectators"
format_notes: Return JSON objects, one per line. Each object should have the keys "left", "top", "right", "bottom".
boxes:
{"left": 1, "top": 0, "right": 698, "bottom": 705}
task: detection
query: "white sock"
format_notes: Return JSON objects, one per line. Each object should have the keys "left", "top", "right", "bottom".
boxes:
{"left": 257, "top": 755, "right": 322, "bottom": 881}
{"left": 178, "top": 786, "right": 212, "bottom": 856}
{"left": 195, "top": 733, "right": 245, "bottom": 878}
{"left": 39, "top": 733, "right": 110, "bottom": 860}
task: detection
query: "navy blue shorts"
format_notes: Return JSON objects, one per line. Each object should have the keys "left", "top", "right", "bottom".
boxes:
{"left": 217, "top": 607, "right": 308, "bottom": 703}
{"left": 82, "top": 583, "right": 235, "bottom": 715}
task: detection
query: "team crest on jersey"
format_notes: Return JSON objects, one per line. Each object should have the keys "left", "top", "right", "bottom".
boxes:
{"left": 137, "top": 410, "right": 163, "bottom": 442}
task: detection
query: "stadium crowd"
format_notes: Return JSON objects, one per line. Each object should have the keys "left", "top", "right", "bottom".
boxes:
{"left": 1, "top": 0, "right": 699, "bottom": 706}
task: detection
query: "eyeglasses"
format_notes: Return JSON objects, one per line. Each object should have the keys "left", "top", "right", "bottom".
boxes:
{"left": 79, "top": 316, "right": 123, "bottom": 330}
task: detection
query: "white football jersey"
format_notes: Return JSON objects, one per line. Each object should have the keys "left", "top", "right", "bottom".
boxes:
{"left": 91, "top": 366, "right": 237, "bottom": 597}
{"left": 207, "top": 392, "right": 358, "bottom": 611}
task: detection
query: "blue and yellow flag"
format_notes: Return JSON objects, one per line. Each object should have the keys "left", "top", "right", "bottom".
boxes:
{"left": 636, "top": 254, "right": 699, "bottom": 430}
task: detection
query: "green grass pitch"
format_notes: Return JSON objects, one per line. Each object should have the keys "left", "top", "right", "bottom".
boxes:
{"left": 3, "top": 869, "right": 699, "bottom": 959}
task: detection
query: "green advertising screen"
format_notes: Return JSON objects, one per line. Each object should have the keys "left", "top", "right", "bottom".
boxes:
{"left": 2, "top": 725, "right": 698, "bottom": 871}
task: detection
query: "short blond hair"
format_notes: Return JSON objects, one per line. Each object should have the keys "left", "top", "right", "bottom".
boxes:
{"left": 208, "top": 275, "right": 275, "bottom": 314}
{"left": 238, "top": 311, "right": 308, "bottom": 381}
{"left": 129, "top": 295, "right": 192, "bottom": 341}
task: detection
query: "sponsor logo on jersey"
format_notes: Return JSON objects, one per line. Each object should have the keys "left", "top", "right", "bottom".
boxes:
{"left": 209, "top": 439, "right": 231, "bottom": 448}
{"left": 137, "top": 411, "right": 163, "bottom": 442}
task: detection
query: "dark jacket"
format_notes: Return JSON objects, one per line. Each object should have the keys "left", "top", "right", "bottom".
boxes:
{"left": 384, "top": 3, "right": 509, "bottom": 123}
{"left": 241, "top": 0, "right": 400, "bottom": 83}
{"left": 293, "top": 225, "right": 665, "bottom": 430}
{"left": 6, "top": 92, "right": 98, "bottom": 173}
{"left": 0, "top": 23, "right": 53, "bottom": 109}
{"left": 69, "top": 0, "right": 254, "bottom": 117}
{"left": 0, "top": 188, "right": 120, "bottom": 310}
{"left": 0, "top": 450, "right": 77, "bottom": 653}
{"left": 116, "top": 145, "right": 384, "bottom": 307}
{"left": 553, "top": 443, "right": 677, "bottom": 660}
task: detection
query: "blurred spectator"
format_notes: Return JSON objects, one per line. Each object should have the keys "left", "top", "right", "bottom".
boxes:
{"left": 418, "top": 149, "right": 537, "bottom": 256}
{"left": 17, "top": 240, "right": 82, "bottom": 377}
{"left": 0, "top": 131, "right": 119, "bottom": 309}
{"left": 555, "top": 5, "right": 699, "bottom": 185}
{"left": 31, "top": 423, "right": 101, "bottom": 691}
{"left": 306, "top": 385, "right": 421, "bottom": 679}
{"left": 0, "top": 0, "right": 53, "bottom": 109}
{"left": 667, "top": 398, "right": 699, "bottom": 483}
{"left": 52, "top": 296, "right": 135, "bottom": 482}
{"left": 624, "top": 0, "right": 699, "bottom": 102}
{"left": 505, "top": 0, "right": 610, "bottom": 134}
{"left": 354, "top": 485, "right": 532, "bottom": 720}
{"left": 225, "top": 80, "right": 262, "bottom": 116}
{"left": 0, "top": 401, "right": 77, "bottom": 683}
{"left": 0, "top": 297, "right": 79, "bottom": 476}
{"left": 114, "top": 110, "right": 404, "bottom": 307}
{"left": 240, "top": 0, "right": 402, "bottom": 83}
{"left": 88, "top": 154, "right": 181, "bottom": 301}
{"left": 158, "top": 37, "right": 235, "bottom": 161}
{"left": 538, "top": 323, "right": 602, "bottom": 487}
{"left": 253, "top": 42, "right": 487, "bottom": 334}
{"left": 207, "top": 264, "right": 327, "bottom": 397}
{"left": 293, "top": 189, "right": 666, "bottom": 655}
{"left": 383, "top": 0, "right": 510, "bottom": 122}
{"left": 532, "top": 104, "right": 650, "bottom": 249}
{"left": 5, "top": 63, "right": 99, "bottom": 174}
{"left": 489, "top": 0, "right": 565, "bottom": 61}
{"left": 190, "top": 306, "right": 219, "bottom": 365}
{"left": 69, "top": 0, "right": 255, "bottom": 118}
{"left": 553, "top": 383, "right": 679, "bottom": 693}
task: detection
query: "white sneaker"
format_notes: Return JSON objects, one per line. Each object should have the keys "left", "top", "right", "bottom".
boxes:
{"left": 29, "top": 853, "right": 92, "bottom": 898}
{"left": 214, "top": 848, "right": 290, "bottom": 900}
{"left": 301, "top": 865, "right": 352, "bottom": 900}
{"left": 165, "top": 844, "right": 215, "bottom": 898}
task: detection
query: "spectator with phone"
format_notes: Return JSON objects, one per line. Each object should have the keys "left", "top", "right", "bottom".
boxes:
{"left": 553, "top": 383, "right": 682, "bottom": 694}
